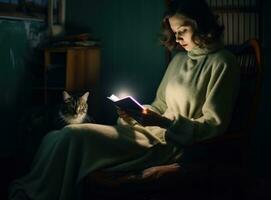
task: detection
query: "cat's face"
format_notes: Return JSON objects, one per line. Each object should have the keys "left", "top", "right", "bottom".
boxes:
{"left": 59, "top": 91, "right": 89, "bottom": 124}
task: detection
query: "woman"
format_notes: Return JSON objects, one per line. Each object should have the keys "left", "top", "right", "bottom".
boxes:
{"left": 9, "top": 0, "right": 239, "bottom": 199}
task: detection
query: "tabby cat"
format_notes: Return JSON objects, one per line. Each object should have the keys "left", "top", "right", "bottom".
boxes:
{"left": 24, "top": 91, "right": 93, "bottom": 133}
{"left": 56, "top": 91, "right": 93, "bottom": 128}
{"left": 18, "top": 91, "right": 94, "bottom": 173}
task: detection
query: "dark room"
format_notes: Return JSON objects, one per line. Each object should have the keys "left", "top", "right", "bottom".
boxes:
{"left": 0, "top": 0, "right": 271, "bottom": 199}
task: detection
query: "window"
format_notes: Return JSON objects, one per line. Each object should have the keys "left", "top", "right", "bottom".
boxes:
{"left": 0, "top": 0, "right": 48, "bottom": 21}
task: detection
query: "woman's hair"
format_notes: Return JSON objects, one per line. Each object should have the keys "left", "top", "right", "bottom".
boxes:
{"left": 161, "top": 0, "right": 224, "bottom": 51}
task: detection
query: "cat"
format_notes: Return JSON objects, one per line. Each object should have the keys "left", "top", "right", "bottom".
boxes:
{"left": 23, "top": 91, "right": 94, "bottom": 134}
{"left": 17, "top": 91, "right": 94, "bottom": 173}
{"left": 54, "top": 91, "right": 94, "bottom": 129}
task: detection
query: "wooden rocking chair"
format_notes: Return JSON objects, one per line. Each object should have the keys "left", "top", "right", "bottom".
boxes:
{"left": 83, "top": 38, "right": 263, "bottom": 200}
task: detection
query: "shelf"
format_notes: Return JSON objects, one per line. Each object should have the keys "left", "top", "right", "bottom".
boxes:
{"left": 39, "top": 46, "right": 101, "bottom": 106}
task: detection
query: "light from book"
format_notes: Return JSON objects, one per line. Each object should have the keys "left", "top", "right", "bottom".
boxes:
{"left": 107, "top": 94, "right": 144, "bottom": 111}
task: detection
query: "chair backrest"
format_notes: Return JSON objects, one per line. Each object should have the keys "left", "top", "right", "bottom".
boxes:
{"left": 226, "top": 39, "right": 263, "bottom": 136}
{"left": 183, "top": 39, "right": 263, "bottom": 167}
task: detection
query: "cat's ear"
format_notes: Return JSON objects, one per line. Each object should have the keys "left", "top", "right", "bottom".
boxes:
{"left": 63, "top": 91, "right": 71, "bottom": 102}
{"left": 81, "top": 91, "right": 90, "bottom": 102}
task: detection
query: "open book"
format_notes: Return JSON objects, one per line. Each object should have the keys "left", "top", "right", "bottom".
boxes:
{"left": 107, "top": 94, "right": 144, "bottom": 112}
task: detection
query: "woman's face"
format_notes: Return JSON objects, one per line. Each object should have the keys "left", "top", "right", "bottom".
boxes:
{"left": 168, "top": 14, "right": 197, "bottom": 51}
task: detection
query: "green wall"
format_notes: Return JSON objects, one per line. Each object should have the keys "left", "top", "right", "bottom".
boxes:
{"left": 66, "top": 0, "right": 167, "bottom": 124}
{"left": 0, "top": 19, "right": 46, "bottom": 157}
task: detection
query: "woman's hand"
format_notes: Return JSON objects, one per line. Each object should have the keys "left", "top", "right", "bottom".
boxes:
{"left": 117, "top": 108, "right": 173, "bottom": 128}
{"left": 120, "top": 108, "right": 172, "bottom": 128}
{"left": 117, "top": 108, "right": 135, "bottom": 125}
{"left": 136, "top": 108, "right": 173, "bottom": 128}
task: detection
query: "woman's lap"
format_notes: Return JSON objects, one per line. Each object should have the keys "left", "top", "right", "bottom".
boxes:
{"left": 9, "top": 123, "right": 181, "bottom": 200}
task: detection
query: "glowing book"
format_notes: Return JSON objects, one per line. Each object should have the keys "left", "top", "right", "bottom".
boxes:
{"left": 107, "top": 94, "right": 144, "bottom": 112}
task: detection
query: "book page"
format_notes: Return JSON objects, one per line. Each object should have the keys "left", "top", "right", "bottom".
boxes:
{"left": 107, "top": 94, "right": 120, "bottom": 102}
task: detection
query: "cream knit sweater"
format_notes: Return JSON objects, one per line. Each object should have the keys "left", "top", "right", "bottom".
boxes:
{"left": 144, "top": 44, "right": 240, "bottom": 145}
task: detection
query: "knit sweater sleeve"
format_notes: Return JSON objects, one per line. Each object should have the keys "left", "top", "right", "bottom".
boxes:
{"left": 167, "top": 56, "right": 240, "bottom": 146}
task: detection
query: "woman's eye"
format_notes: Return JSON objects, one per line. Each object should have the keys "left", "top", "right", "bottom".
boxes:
{"left": 178, "top": 29, "right": 187, "bottom": 34}
{"left": 175, "top": 29, "right": 187, "bottom": 37}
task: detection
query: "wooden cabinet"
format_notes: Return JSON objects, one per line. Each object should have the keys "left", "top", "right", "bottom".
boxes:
{"left": 43, "top": 46, "right": 100, "bottom": 104}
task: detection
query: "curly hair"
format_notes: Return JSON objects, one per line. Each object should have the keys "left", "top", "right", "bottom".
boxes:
{"left": 161, "top": 0, "right": 224, "bottom": 51}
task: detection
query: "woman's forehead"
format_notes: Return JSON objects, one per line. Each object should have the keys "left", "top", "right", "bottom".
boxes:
{"left": 168, "top": 14, "right": 189, "bottom": 29}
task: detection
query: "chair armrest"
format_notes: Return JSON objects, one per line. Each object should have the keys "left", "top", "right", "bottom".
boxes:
{"left": 87, "top": 163, "right": 182, "bottom": 188}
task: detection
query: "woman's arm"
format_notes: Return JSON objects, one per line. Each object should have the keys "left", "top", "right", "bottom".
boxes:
{"left": 167, "top": 59, "right": 240, "bottom": 145}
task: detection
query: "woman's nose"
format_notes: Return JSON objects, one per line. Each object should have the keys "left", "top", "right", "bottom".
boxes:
{"left": 176, "top": 37, "right": 183, "bottom": 43}
{"left": 175, "top": 34, "right": 183, "bottom": 42}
